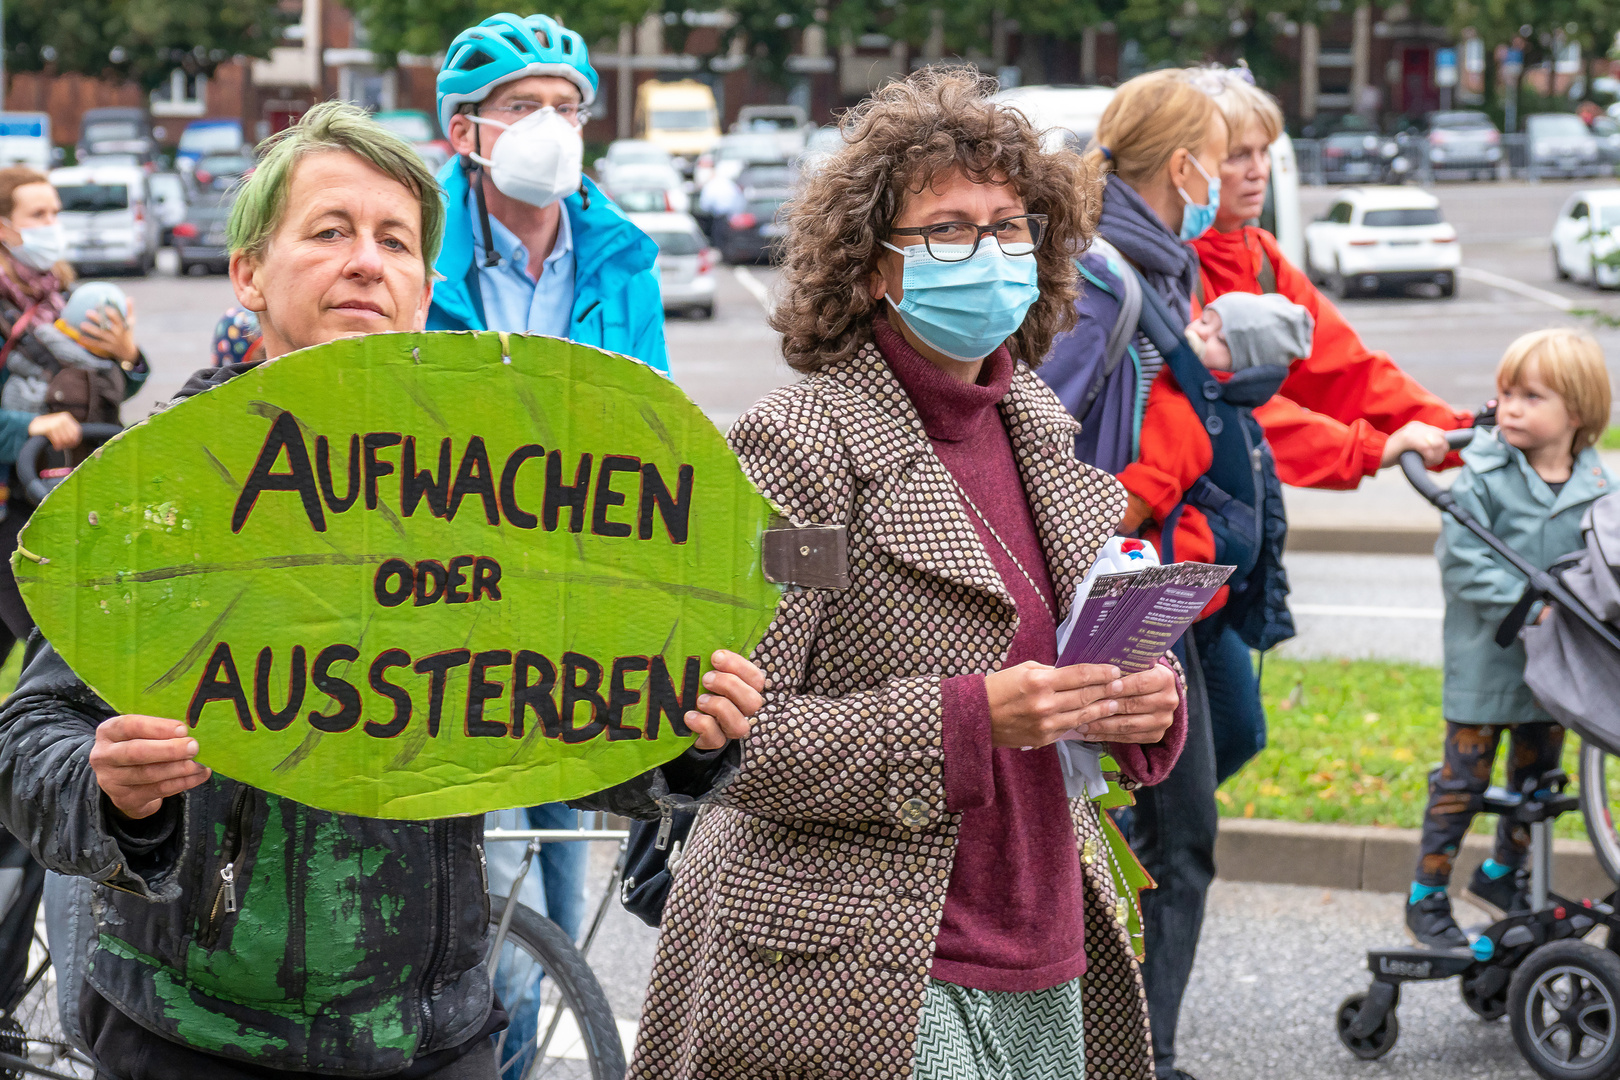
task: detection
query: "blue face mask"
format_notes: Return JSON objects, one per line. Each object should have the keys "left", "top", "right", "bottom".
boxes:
{"left": 1177, "top": 155, "right": 1222, "bottom": 242}
{"left": 881, "top": 240, "right": 1041, "bottom": 362}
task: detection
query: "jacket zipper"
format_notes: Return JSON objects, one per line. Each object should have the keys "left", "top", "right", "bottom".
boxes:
{"left": 1245, "top": 431, "right": 1265, "bottom": 554}
{"left": 417, "top": 821, "right": 451, "bottom": 1047}
{"left": 199, "top": 785, "right": 252, "bottom": 949}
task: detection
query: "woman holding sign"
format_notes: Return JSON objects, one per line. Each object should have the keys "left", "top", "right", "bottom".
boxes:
{"left": 0, "top": 103, "right": 766, "bottom": 1080}
{"left": 628, "top": 70, "right": 1186, "bottom": 1080}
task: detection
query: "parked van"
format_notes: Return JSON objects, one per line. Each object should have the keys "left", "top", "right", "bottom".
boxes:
{"left": 77, "top": 107, "right": 155, "bottom": 166}
{"left": 636, "top": 80, "right": 722, "bottom": 174}
{"left": 49, "top": 164, "right": 160, "bottom": 275}
{"left": 0, "top": 113, "right": 51, "bottom": 171}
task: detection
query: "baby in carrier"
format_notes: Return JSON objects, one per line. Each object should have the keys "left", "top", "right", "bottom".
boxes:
{"left": 1184, "top": 292, "right": 1313, "bottom": 377}
{"left": 1135, "top": 291, "right": 1314, "bottom": 784}
{"left": 1406, "top": 328, "right": 1614, "bottom": 949}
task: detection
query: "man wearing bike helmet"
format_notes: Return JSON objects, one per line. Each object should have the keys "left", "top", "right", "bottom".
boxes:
{"left": 429, "top": 13, "right": 667, "bottom": 375}
{"left": 432, "top": 16, "right": 669, "bottom": 995}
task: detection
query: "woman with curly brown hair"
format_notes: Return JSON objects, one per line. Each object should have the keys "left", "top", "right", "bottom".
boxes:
{"left": 626, "top": 68, "right": 1187, "bottom": 1080}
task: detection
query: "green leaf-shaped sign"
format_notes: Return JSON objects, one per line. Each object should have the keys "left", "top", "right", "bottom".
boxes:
{"left": 16, "top": 332, "right": 781, "bottom": 820}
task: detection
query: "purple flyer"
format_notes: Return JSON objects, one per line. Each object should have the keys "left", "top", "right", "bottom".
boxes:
{"left": 1058, "top": 562, "right": 1234, "bottom": 673}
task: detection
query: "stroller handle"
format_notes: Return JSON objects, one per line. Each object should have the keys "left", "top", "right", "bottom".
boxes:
{"left": 1396, "top": 427, "right": 1477, "bottom": 504}
{"left": 16, "top": 423, "right": 123, "bottom": 506}
{"left": 1401, "top": 426, "right": 1620, "bottom": 656}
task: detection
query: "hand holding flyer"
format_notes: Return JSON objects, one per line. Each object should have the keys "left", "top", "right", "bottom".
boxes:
{"left": 1051, "top": 538, "right": 1232, "bottom": 798}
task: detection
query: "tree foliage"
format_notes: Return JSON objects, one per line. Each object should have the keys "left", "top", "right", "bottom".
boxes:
{"left": 353, "top": 0, "right": 1619, "bottom": 96}
{"left": 350, "top": 0, "right": 660, "bottom": 63}
{"left": 5, "top": 0, "right": 288, "bottom": 91}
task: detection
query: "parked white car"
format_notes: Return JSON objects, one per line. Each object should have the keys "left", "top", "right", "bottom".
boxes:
{"left": 629, "top": 211, "right": 717, "bottom": 319}
{"left": 594, "top": 139, "right": 675, "bottom": 191}
{"left": 731, "top": 105, "right": 812, "bottom": 159}
{"left": 49, "top": 164, "right": 161, "bottom": 276}
{"left": 1551, "top": 188, "right": 1620, "bottom": 289}
{"left": 1304, "top": 186, "right": 1459, "bottom": 299}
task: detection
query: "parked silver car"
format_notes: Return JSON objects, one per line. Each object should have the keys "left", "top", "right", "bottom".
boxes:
{"left": 629, "top": 211, "right": 716, "bottom": 319}
{"left": 49, "top": 164, "right": 160, "bottom": 275}
{"left": 1526, "top": 113, "right": 1603, "bottom": 178}
{"left": 146, "top": 172, "right": 188, "bottom": 245}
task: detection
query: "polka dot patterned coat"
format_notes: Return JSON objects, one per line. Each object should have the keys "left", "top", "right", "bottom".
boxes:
{"left": 627, "top": 341, "right": 1157, "bottom": 1080}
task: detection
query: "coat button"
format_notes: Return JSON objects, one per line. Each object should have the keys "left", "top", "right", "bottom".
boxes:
{"left": 758, "top": 946, "right": 784, "bottom": 964}
{"left": 898, "top": 798, "right": 932, "bottom": 828}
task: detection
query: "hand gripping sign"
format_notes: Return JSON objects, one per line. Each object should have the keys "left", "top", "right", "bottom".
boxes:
{"left": 15, "top": 332, "right": 782, "bottom": 820}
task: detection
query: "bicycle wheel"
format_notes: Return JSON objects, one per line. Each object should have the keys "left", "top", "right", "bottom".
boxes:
{"left": 1579, "top": 741, "right": 1620, "bottom": 885}
{"left": 0, "top": 927, "right": 94, "bottom": 1079}
{"left": 487, "top": 897, "right": 626, "bottom": 1080}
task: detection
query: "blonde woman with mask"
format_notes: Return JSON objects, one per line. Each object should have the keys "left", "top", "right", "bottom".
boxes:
{"left": 1038, "top": 70, "right": 1229, "bottom": 1080}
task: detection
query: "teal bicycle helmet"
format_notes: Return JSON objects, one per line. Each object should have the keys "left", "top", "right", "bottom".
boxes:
{"left": 437, "top": 13, "right": 599, "bottom": 135}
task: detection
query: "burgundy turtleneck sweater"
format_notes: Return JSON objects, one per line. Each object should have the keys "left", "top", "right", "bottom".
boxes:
{"left": 874, "top": 315, "right": 1184, "bottom": 992}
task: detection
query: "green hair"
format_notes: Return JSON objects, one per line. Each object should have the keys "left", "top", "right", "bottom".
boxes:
{"left": 226, "top": 100, "right": 444, "bottom": 275}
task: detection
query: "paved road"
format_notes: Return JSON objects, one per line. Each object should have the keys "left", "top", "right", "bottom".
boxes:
{"left": 573, "top": 845, "right": 1546, "bottom": 1080}
{"left": 1300, "top": 179, "right": 1620, "bottom": 415}
{"left": 1178, "top": 882, "right": 1539, "bottom": 1080}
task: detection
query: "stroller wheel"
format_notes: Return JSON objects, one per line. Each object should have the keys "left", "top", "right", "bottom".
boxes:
{"left": 1463, "top": 968, "right": 1510, "bottom": 1020}
{"left": 1509, "top": 940, "right": 1620, "bottom": 1080}
{"left": 1337, "top": 992, "right": 1399, "bottom": 1060}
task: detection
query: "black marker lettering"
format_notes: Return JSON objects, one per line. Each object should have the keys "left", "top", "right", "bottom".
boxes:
{"left": 253, "top": 645, "right": 306, "bottom": 731}
{"left": 365, "top": 649, "right": 413, "bottom": 738}
{"left": 639, "top": 463, "right": 694, "bottom": 543}
{"left": 188, "top": 642, "right": 253, "bottom": 730}
{"left": 308, "top": 644, "right": 362, "bottom": 733}
{"left": 499, "top": 444, "right": 544, "bottom": 529}
{"left": 232, "top": 412, "right": 325, "bottom": 534}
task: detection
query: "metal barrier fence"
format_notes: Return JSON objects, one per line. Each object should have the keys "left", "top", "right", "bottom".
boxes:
{"left": 1293, "top": 134, "right": 1619, "bottom": 186}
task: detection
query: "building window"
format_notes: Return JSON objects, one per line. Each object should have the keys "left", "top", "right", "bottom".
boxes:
{"left": 339, "top": 67, "right": 397, "bottom": 112}
{"left": 151, "top": 69, "right": 208, "bottom": 117}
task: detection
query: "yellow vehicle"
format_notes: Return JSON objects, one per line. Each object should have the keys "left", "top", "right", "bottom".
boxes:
{"left": 635, "top": 80, "right": 721, "bottom": 172}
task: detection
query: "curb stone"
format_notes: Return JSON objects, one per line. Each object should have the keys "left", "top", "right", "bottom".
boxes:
{"left": 1285, "top": 527, "right": 1439, "bottom": 556}
{"left": 1215, "top": 817, "right": 1614, "bottom": 900}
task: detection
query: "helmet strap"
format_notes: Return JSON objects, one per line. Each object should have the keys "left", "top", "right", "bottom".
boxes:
{"left": 466, "top": 157, "right": 502, "bottom": 268}
{"left": 578, "top": 180, "right": 590, "bottom": 211}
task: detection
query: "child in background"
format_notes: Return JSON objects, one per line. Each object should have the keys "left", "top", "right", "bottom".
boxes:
{"left": 1407, "top": 328, "right": 1614, "bottom": 949}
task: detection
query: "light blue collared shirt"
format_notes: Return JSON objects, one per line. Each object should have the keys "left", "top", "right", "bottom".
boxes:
{"left": 467, "top": 188, "right": 576, "bottom": 337}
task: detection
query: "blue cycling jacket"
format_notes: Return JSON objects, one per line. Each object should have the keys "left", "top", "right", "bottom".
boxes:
{"left": 427, "top": 160, "right": 670, "bottom": 375}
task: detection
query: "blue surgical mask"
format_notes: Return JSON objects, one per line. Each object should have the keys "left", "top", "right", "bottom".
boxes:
{"left": 881, "top": 240, "right": 1041, "bottom": 362}
{"left": 1177, "top": 156, "right": 1221, "bottom": 242}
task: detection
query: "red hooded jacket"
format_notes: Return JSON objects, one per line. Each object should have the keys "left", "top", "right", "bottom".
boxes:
{"left": 1191, "top": 226, "right": 1472, "bottom": 488}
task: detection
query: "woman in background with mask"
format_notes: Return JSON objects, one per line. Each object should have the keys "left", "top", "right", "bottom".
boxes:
{"left": 626, "top": 69, "right": 1185, "bottom": 1080}
{"left": 1037, "top": 71, "right": 1228, "bottom": 1080}
{"left": 0, "top": 166, "right": 147, "bottom": 651}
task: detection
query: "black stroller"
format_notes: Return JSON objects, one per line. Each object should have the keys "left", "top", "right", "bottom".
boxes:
{"left": 1337, "top": 426, "right": 1620, "bottom": 1080}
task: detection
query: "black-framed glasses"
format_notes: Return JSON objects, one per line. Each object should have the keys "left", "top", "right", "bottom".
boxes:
{"left": 888, "top": 213, "right": 1047, "bottom": 262}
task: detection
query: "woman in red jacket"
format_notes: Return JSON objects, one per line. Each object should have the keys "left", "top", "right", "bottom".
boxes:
{"left": 1189, "top": 71, "right": 1467, "bottom": 489}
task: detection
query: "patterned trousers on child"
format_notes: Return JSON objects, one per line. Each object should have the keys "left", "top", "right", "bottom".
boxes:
{"left": 1415, "top": 721, "right": 1565, "bottom": 887}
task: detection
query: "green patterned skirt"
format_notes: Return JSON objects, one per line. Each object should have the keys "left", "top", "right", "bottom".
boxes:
{"left": 911, "top": 977, "right": 1085, "bottom": 1080}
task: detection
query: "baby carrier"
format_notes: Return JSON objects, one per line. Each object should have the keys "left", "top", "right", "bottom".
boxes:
{"left": 1073, "top": 241, "right": 1294, "bottom": 651}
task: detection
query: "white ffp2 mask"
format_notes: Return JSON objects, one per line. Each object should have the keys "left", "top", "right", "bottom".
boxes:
{"left": 468, "top": 106, "right": 584, "bottom": 210}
